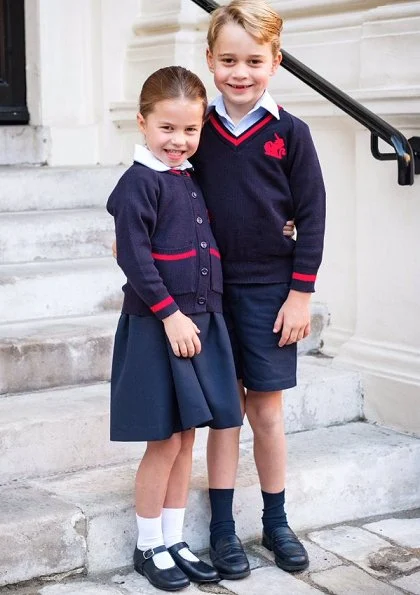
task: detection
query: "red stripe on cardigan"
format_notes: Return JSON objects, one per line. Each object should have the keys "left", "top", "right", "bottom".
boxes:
{"left": 210, "top": 248, "right": 221, "bottom": 259}
{"left": 152, "top": 249, "right": 197, "bottom": 261}
{"left": 150, "top": 296, "right": 175, "bottom": 313}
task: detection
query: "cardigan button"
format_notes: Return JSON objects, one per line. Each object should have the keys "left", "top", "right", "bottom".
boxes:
{"left": 200, "top": 241, "right": 208, "bottom": 249}
{"left": 196, "top": 216, "right": 203, "bottom": 224}
{"left": 191, "top": 191, "right": 197, "bottom": 198}
{"left": 197, "top": 297, "right": 206, "bottom": 305}
{"left": 200, "top": 267, "right": 209, "bottom": 276}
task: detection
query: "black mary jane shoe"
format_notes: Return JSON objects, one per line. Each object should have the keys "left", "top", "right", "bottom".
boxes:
{"left": 209, "top": 534, "right": 250, "bottom": 580}
{"left": 133, "top": 545, "right": 190, "bottom": 592}
{"left": 168, "top": 541, "right": 220, "bottom": 583}
{"left": 262, "top": 526, "right": 309, "bottom": 572}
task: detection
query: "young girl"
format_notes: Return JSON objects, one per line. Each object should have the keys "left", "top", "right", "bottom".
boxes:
{"left": 106, "top": 66, "right": 243, "bottom": 592}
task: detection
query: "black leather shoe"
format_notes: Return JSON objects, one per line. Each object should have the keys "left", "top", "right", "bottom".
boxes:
{"left": 133, "top": 545, "right": 190, "bottom": 591}
{"left": 168, "top": 541, "right": 219, "bottom": 583}
{"left": 209, "top": 534, "right": 250, "bottom": 580}
{"left": 262, "top": 526, "right": 309, "bottom": 572}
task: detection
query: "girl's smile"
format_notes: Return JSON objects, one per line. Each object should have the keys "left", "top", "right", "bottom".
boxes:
{"left": 137, "top": 98, "right": 204, "bottom": 168}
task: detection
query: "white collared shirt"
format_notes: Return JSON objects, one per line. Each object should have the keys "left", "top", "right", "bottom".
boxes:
{"left": 208, "top": 90, "right": 280, "bottom": 137}
{"left": 133, "top": 144, "right": 193, "bottom": 171}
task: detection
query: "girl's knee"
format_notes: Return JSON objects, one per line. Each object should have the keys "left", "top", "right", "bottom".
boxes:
{"left": 179, "top": 428, "right": 195, "bottom": 452}
{"left": 146, "top": 432, "right": 182, "bottom": 462}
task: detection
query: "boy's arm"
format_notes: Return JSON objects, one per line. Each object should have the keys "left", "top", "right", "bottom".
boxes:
{"left": 288, "top": 118, "right": 326, "bottom": 294}
{"left": 274, "top": 118, "right": 326, "bottom": 346}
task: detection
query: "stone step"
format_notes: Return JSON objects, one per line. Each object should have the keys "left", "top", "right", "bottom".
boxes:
{"left": 0, "top": 357, "right": 362, "bottom": 484}
{"left": 0, "top": 257, "right": 124, "bottom": 323}
{"left": 0, "top": 208, "right": 115, "bottom": 264}
{"left": 0, "top": 165, "right": 125, "bottom": 212}
{"left": 0, "top": 312, "right": 118, "bottom": 395}
{"left": 0, "top": 304, "right": 329, "bottom": 395}
{"left": 1, "top": 422, "right": 419, "bottom": 586}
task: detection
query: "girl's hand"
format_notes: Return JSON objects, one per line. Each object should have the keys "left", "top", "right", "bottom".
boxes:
{"left": 273, "top": 290, "right": 311, "bottom": 347}
{"left": 283, "top": 219, "right": 295, "bottom": 238}
{"left": 112, "top": 239, "right": 117, "bottom": 258}
{"left": 163, "top": 311, "right": 201, "bottom": 357}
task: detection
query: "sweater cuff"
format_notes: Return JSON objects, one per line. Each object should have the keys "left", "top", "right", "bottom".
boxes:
{"left": 150, "top": 296, "right": 179, "bottom": 320}
{"left": 290, "top": 271, "right": 317, "bottom": 293}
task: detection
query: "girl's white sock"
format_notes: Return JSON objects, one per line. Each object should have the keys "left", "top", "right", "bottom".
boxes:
{"left": 162, "top": 508, "right": 199, "bottom": 562}
{"left": 136, "top": 514, "right": 174, "bottom": 570}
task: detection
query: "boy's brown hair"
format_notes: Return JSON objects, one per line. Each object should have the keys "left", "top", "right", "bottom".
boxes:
{"left": 207, "top": 0, "right": 283, "bottom": 58}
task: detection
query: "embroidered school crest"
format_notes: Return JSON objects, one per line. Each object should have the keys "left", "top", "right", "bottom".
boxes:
{"left": 264, "top": 133, "right": 287, "bottom": 160}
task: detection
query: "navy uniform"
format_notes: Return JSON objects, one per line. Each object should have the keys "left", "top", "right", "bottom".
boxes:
{"left": 107, "top": 145, "right": 242, "bottom": 441}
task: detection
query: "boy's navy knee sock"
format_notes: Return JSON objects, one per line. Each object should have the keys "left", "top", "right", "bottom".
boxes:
{"left": 261, "top": 489, "right": 288, "bottom": 534}
{"left": 209, "top": 488, "right": 236, "bottom": 547}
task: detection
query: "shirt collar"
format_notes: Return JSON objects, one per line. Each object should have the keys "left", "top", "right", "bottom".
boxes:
{"left": 133, "top": 144, "right": 193, "bottom": 171}
{"left": 208, "top": 90, "right": 280, "bottom": 123}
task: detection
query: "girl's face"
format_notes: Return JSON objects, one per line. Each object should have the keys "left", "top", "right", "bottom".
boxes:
{"left": 206, "top": 22, "right": 280, "bottom": 121}
{"left": 137, "top": 98, "right": 204, "bottom": 168}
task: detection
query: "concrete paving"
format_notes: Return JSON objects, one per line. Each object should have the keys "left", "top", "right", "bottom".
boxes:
{"left": 2, "top": 510, "right": 419, "bottom": 595}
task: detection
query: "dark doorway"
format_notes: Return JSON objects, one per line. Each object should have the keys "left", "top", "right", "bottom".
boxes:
{"left": 0, "top": 0, "right": 29, "bottom": 123}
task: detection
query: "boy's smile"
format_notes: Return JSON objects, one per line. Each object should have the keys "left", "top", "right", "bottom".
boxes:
{"left": 207, "top": 22, "right": 281, "bottom": 123}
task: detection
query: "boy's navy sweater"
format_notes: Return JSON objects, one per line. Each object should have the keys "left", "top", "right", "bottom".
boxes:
{"left": 191, "top": 107, "right": 326, "bottom": 292}
{"left": 107, "top": 163, "right": 223, "bottom": 320}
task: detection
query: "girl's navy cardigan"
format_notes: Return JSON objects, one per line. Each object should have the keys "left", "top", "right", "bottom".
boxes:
{"left": 107, "top": 163, "right": 223, "bottom": 320}
{"left": 191, "top": 107, "right": 326, "bottom": 292}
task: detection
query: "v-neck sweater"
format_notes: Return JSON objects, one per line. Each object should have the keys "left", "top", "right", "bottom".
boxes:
{"left": 191, "top": 107, "right": 326, "bottom": 292}
{"left": 107, "top": 163, "right": 223, "bottom": 320}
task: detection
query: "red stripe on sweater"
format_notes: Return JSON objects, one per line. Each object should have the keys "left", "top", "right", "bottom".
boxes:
{"left": 150, "top": 296, "right": 175, "bottom": 313}
{"left": 209, "top": 113, "right": 274, "bottom": 147}
{"left": 292, "top": 272, "right": 317, "bottom": 282}
{"left": 152, "top": 249, "right": 197, "bottom": 261}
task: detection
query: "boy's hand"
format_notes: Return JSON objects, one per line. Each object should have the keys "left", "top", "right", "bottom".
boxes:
{"left": 283, "top": 219, "right": 295, "bottom": 238}
{"left": 112, "top": 239, "right": 117, "bottom": 258}
{"left": 273, "top": 290, "right": 311, "bottom": 347}
{"left": 163, "top": 310, "right": 201, "bottom": 357}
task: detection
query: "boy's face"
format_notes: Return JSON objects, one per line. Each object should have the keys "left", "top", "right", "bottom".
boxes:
{"left": 206, "top": 22, "right": 281, "bottom": 119}
{"left": 137, "top": 98, "right": 204, "bottom": 168}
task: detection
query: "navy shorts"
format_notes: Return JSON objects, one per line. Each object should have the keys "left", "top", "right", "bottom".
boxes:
{"left": 223, "top": 283, "right": 297, "bottom": 392}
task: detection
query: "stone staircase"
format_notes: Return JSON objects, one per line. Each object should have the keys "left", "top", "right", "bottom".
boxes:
{"left": 0, "top": 165, "right": 419, "bottom": 588}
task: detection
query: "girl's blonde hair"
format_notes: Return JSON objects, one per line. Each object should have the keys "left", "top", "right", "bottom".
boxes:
{"left": 207, "top": 0, "right": 283, "bottom": 58}
{"left": 139, "top": 66, "right": 208, "bottom": 118}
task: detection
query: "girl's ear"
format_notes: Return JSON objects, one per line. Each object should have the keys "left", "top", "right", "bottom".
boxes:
{"left": 206, "top": 47, "right": 215, "bottom": 73}
{"left": 137, "top": 112, "right": 146, "bottom": 133}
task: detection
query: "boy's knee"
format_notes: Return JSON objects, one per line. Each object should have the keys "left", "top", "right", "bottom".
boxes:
{"left": 246, "top": 391, "right": 284, "bottom": 431}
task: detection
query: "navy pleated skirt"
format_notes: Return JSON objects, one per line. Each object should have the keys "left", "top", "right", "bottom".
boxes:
{"left": 110, "top": 312, "right": 243, "bottom": 442}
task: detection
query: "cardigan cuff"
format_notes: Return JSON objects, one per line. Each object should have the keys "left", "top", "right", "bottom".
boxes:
{"left": 150, "top": 296, "right": 179, "bottom": 320}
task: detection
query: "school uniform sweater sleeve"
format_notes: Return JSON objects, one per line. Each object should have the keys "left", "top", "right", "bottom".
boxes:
{"left": 107, "top": 167, "right": 179, "bottom": 320}
{"left": 288, "top": 118, "right": 326, "bottom": 293}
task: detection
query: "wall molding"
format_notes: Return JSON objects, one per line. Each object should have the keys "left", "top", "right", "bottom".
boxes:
{"left": 335, "top": 336, "right": 420, "bottom": 386}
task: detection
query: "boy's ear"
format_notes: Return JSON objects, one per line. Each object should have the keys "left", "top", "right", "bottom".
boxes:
{"left": 206, "top": 48, "right": 215, "bottom": 73}
{"left": 137, "top": 112, "right": 146, "bottom": 133}
{"left": 271, "top": 51, "right": 282, "bottom": 75}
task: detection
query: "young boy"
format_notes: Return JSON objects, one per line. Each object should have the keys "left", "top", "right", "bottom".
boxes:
{"left": 190, "top": 0, "right": 326, "bottom": 578}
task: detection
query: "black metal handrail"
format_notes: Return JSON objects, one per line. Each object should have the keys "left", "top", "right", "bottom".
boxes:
{"left": 191, "top": 0, "right": 418, "bottom": 186}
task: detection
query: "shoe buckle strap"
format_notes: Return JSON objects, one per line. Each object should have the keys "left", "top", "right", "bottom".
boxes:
{"left": 142, "top": 548, "right": 155, "bottom": 560}
{"left": 142, "top": 544, "right": 167, "bottom": 560}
